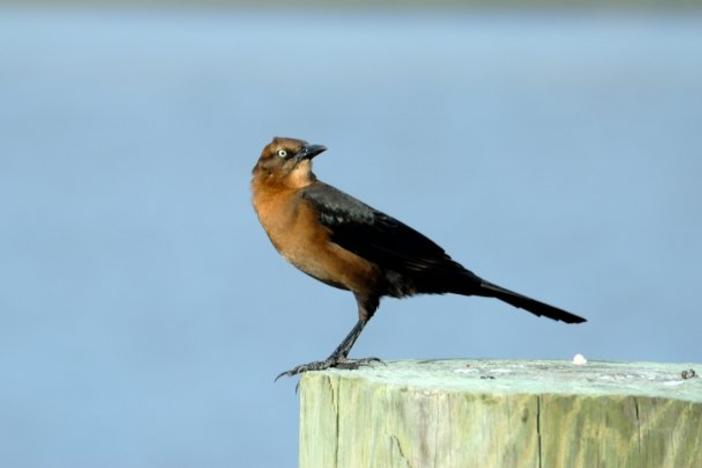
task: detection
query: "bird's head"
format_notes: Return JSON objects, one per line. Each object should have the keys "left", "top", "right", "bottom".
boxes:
{"left": 252, "top": 137, "right": 327, "bottom": 188}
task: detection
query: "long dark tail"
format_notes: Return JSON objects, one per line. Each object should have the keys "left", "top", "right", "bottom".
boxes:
{"left": 468, "top": 278, "right": 586, "bottom": 324}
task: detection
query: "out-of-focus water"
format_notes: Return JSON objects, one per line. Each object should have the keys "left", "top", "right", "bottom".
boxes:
{"left": 1, "top": 8, "right": 701, "bottom": 467}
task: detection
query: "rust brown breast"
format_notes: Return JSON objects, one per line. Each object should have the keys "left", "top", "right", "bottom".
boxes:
{"left": 251, "top": 179, "right": 383, "bottom": 296}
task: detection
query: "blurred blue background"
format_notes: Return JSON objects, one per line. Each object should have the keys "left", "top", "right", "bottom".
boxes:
{"left": 1, "top": 5, "right": 701, "bottom": 467}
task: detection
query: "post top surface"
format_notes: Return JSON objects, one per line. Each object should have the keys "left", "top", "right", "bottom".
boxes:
{"left": 311, "top": 359, "right": 702, "bottom": 402}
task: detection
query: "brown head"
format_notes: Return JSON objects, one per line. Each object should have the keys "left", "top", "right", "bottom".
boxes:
{"left": 252, "top": 137, "right": 327, "bottom": 189}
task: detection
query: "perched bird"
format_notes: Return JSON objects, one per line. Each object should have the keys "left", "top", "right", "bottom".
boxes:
{"left": 251, "top": 137, "right": 586, "bottom": 379}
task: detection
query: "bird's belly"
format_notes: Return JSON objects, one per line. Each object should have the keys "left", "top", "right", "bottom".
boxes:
{"left": 287, "top": 252, "right": 350, "bottom": 290}
{"left": 273, "top": 224, "right": 380, "bottom": 294}
{"left": 280, "top": 235, "right": 377, "bottom": 293}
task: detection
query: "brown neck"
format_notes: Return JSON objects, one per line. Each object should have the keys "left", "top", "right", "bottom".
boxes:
{"left": 252, "top": 160, "right": 317, "bottom": 191}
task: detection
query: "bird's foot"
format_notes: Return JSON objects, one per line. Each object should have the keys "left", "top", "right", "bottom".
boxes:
{"left": 275, "top": 356, "right": 383, "bottom": 381}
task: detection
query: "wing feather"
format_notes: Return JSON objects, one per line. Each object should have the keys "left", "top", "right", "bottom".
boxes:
{"left": 301, "top": 183, "right": 476, "bottom": 285}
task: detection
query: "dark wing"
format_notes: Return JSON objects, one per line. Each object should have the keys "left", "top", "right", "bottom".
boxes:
{"left": 301, "top": 182, "right": 480, "bottom": 294}
{"left": 301, "top": 182, "right": 586, "bottom": 323}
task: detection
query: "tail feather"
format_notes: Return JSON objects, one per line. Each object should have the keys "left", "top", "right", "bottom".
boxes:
{"left": 476, "top": 280, "right": 586, "bottom": 324}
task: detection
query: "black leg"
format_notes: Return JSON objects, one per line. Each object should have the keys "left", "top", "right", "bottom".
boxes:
{"left": 328, "top": 319, "right": 366, "bottom": 360}
{"left": 275, "top": 294, "right": 382, "bottom": 381}
{"left": 275, "top": 319, "right": 382, "bottom": 381}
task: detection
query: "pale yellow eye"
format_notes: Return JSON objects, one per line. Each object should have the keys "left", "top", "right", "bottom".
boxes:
{"left": 277, "top": 149, "right": 288, "bottom": 159}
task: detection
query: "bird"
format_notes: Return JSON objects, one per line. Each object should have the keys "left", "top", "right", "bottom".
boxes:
{"left": 251, "top": 137, "right": 586, "bottom": 380}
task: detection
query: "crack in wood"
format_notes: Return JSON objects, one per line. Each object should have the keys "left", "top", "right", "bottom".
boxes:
{"left": 391, "top": 434, "right": 413, "bottom": 468}
{"left": 633, "top": 396, "right": 642, "bottom": 459}
{"left": 536, "top": 395, "right": 543, "bottom": 468}
{"left": 325, "top": 375, "right": 340, "bottom": 468}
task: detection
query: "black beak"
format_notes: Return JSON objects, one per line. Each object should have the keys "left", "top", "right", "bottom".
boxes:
{"left": 299, "top": 144, "right": 327, "bottom": 161}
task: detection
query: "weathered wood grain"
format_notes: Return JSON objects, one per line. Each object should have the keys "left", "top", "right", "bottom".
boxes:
{"left": 299, "top": 360, "right": 701, "bottom": 468}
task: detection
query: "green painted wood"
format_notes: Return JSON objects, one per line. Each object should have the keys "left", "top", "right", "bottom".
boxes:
{"left": 299, "top": 360, "right": 702, "bottom": 468}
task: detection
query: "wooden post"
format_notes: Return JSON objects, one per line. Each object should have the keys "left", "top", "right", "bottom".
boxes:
{"left": 299, "top": 359, "right": 701, "bottom": 468}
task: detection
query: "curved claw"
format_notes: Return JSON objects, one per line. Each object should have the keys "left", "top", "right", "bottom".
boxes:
{"left": 361, "top": 356, "right": 385, "bottom": 365}
{"left": 274, "top": 359, "right": 335, "bottom": 382}
{"left": 274, "top": 356, "right": 383, "bottom": 382}
{"left": 274, "top": 369, "right": 293, "bottom": 382}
